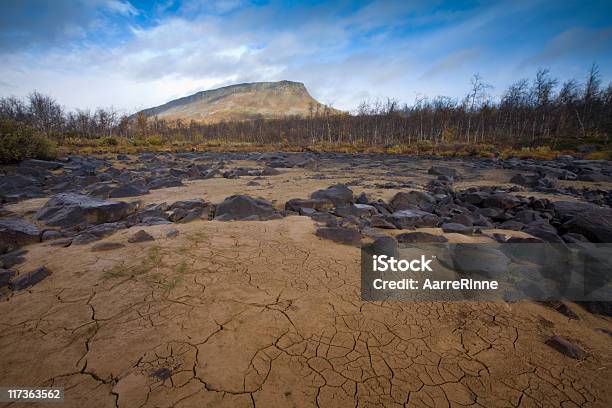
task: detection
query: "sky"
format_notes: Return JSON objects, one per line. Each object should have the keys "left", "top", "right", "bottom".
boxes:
{"left": 1, "top": 0, "right": 611, "bottom": 114}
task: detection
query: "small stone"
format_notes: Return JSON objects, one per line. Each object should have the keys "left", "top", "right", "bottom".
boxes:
{"left": 545, "top": 336, "right": 585, "bottom": 360}
{"left": 10, "top": 266, "right": 51, "bottom": 291}
{"left": 91, "top": 242, "right": 126, "bottom": 251}
{"left": 128, "top": 230, "right": 154, "bottom": 243}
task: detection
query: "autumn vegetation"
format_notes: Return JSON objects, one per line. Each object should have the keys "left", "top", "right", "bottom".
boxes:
{"left": 1, "top": 65, "right": 610, "bottom": 163}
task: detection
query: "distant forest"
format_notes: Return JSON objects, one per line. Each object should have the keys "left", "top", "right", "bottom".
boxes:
{"left": 1, "top": 65, "right": 610, "bottom": 150}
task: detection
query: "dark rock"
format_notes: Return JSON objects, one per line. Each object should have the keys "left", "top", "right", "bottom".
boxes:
{"left": 523, "top": 226, "right": 564, "bottom": 243}
{"left": 47, "top": 238, "right": 73, "bottom": 247}
{"left": 151, "top": 367, "right": 173, "bottom": 380}
{"left": 449, "top": 213, "right": 474, "bottom": 227}
{"left": 389, "top": 191, "right": 435, "bottom": 212}
{"left": 370, "top": 215, "right": 397, "bottom": 229}
{"left": 0, "top": 218, "right": 40, "bottom": 254}
{"left": 10, "top": 266, "right": 51, "bottom": 291}
{"left": 441, "top": 223, "right": 473, "bottom": 235}
{"left": 148, "top": 177, "right": 183, "bottom": 190}
{"left": 311, "top": 184, "right": 353, "bottom": 206}
{"left": 355, "top": 192, "right": 369, "bottom": 204}
{"left": 334, "top": 204, "right": 376, "bottom": 218}
{"left": 36, "top": 193, "right": 136, "bottom": 228}
{"left": 482, "top": 193, "right": 521, "bottom": 209}
{"left": 440, "top": 244, "right": 509, "bottom": 278}
{"left": 0, "top": 249, "right": 27, "bottom": 268}
{"left": 562, "top": 233, "right": 589, "bottom": 243}
{"left": 0, "top": 268, "right": 16, "bottom": 287}
{"left": 545, "top": 336, "right": 585, "bottom": 360}
{"left": 540, "top": 300, "right": 579, "bottom": 319}
{"left": 428, "top": 166, "right": 457, "bottom": 178}
{"left": 20, "top": 159, "right": 63, "bottom": 170}
{"left": 109, "top": 181, "right": 149, "bottom": 198}
{"left": 285, "top": 198, "right": 334, "bottom": 212}
{"left": 576, "top": 301, "right": 612, "bottom": 317}
{"left": 388, "top": 210, "right": 440, "bottom": 229}
{"left": 261, "top": 167, "right": 281, "bottom": 176}
{"left": 165, "top": 228, "right": 179, "bottom": 238}
{"left": 41, "top": 230, "right": 62, "bottom": 241}
{"left": 91, "top": 242, "right": 126, "bottom": 251}
{"left": 214, "top": 195, "right": 281, "bottom": 221}
{"left": 246, "top": 181, "right": 260, "bottom": 186}
{"left": 498, "top": 220, "right": 525, "bottom": 231}
{"left": 315, "top": 227, "right": 361, "bottom": 246}
{"left": 562, "top": 208, "right": 612, "bottom": 243}
{"left": 396, "top": 232, "right": 448, "bottom": 243}
{"left": 128, "top": 230, "right": 154, "bottom": 243}
{"left": 310, "top": 212, "right": 339, "bottom": 226}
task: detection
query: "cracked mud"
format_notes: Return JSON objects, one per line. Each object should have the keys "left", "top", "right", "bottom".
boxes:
{"left": 1, "top": 154, "right": 611, "bottom": 407}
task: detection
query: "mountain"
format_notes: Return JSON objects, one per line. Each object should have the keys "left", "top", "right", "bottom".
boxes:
{"left": 137, "top": 80, "right": 338, "bottom": 124}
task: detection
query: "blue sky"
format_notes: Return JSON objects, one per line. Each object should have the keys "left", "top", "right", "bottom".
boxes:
{"left": 1, "top": 0, "right": 611, "bottom": 113}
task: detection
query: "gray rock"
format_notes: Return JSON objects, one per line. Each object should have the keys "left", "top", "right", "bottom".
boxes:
{"left": 441, "top": 223, "right": 473, "bottom": 235}
{"left": 440, "top": 244, "right": 509, "bottom": 278}
{"left": 165, "top": 228, "right": 179, "bottom": 238}
{"left": 91, "top": 242, "right": 126, "bottom": 251}
{"left": 545, "top": 336, "right": 585, "bottom": 360}
{"left": 109, "top": 181, "right": 149, "bottom": 198}
{"left": 41, "top": 230, "right": 62, "bottom": 241}
{"left": 0, "top": 268, "right": 16, "bottom": 287}
{"left": 214, "top": 195, "right": 281, "bottom": 221}
{"left": 169, "top": 199, "right": 208, "bottom": 211}
{"left": 10, "top": 266, "right": 51, "bottom": 291}
{"left": 562, "top": 208, "right": 612, "bottom": 243}
{"left": 0, "top": 218, "right": 40, "bottom": 254}
{"left": 36, "top": 193, "right": 136, "bottom": 228}
{"left": 285, "top": 198, "right": 334, "bottom": 212}
{"left": 482, "top": 193, "right": 521, "bottom": 209}
{"left": 128, "top": 230, "right": 155, "bottom": 243}
{"left": 396, "top": 232, "right": 448, "bottom": 243}
{"left": 311, "top": 184, "right": 354, "bottom": 206}
{"left": 315, "top": 227, "right": 361, "bottom": 246}
{"left": 389, "top": 191, "right": 436, "bottom": 212}
{"left": 20, "top": 159, "right": 63, "bottom": 170}
{"left": 428, "top": 166, "right": 457, "bottom": 178}
{"left": 388, "top": 210, "right": 440, "bottom": 229}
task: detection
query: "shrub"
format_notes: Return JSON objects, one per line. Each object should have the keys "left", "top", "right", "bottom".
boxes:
{"left": 146, "top": 135, "right": 164, "bottom": 146}
{"left": 101, "top": 136, "right": 119, "bottom": 146}
{"left": 0, "top": 118, "right": 57, "bottom": 163}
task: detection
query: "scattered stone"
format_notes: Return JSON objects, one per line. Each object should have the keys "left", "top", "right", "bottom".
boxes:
{"left": 441, "top": 223, "right": 473, "bottom": 235}
{"left": 388, "top": 210, "right": 440, "bottom": 229}
{"left": 0, "top": 218, "right": 40, "bottom": 254}
{"left": 389, "top": 191, "right": 436, "bottom": 212}
{"left": 36, "top": 193, "right": 136, "bottom": 228}
{"left": 165, "top": 228, "right": 179, "bottom": 238}
{"left": 0, "top": 268, "right": 16, "bottom": 287}
{"left": 540, "top": 300, "right": 579, "bottom": 319}
{"left": 428, "top": 166, "right": 457, "bottom": 178}
{"left": 311, "top": 184, "right": 354, "bottom": 206}
{"left": 91, "top": 242, "right": 126, "bottom": 251}
{"left": 315, "top": 227, "right": 361, "bottom": 246}
{"left": 128, "top": 230, "right": 154, "bottom": 243}
{"left": 214, "top": 195, "right": 281, "bottom": 221}
{"left": 41, "top": 230, "right": 62, "bottom": 241}
{"left": 396, "top": 232, "right": 448, "bottom": 243}
{"left": 285, "top": 198, "right": 334, "bottom": 212}
{"left": 151, "top": 367, "right": 173, "bottom": 380}
{"left": 10, "top": 266, "right": 51, "bottom": 291}
{"left": 545, "top": 336, "right": 586, "bottom": 360}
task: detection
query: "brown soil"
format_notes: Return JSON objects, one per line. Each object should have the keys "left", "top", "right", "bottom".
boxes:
{"left": 1, "top": 159, "right": 611, "bottom": 407}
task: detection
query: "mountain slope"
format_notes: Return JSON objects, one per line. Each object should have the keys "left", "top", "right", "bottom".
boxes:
{"left": 137, "top": 80, "right": 338, "bottom": 123}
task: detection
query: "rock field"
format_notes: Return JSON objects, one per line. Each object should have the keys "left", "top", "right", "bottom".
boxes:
{"left": 0, "top": 151, "right": 611, "bottom": 407}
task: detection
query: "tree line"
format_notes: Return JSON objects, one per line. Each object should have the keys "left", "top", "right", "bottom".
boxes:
{"left": 1, "top": 65, "right": 610, "bottom": 149}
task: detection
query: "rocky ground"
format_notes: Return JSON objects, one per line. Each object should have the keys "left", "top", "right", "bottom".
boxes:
{"left": 1, "top": 152, "right": 611, "bottom": 407}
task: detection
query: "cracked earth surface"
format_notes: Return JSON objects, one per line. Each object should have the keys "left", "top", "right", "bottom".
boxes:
{"left": 1, "top": 158, "right": 611, "bottom": 407}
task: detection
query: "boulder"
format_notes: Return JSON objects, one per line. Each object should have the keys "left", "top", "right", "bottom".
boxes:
{"left": 10, "top": 266, "right": 51, "bottom": 291}
{"left": 428, "top": 166, "right": 457, "bottom": 178}
{"left": 109, "top": 181, "right": 149, "bottom": 198}
{"left": 482, "top": 193, "right": 521, "bottom": 209}
{"left": 389, "top": 191, "right": 436, "bottom": 212}
{"left": 214, "top": 195, "right": 281, "bottom": 221}
{"left": 545, "top": 336, "right": 585, "bottom": 360}
{"left": 0, "top": 218, "right": 40, "bottom": 253}
{"left": 128, "top": 230, "right": 155, "bottom": 243}
{"left": 315, "top": 227, "right": 361, "bottom": 246}
{"left": 396, "top": 232, "right": 448, "bottom": 243}
{"left": 562, "top": 208, "right": 612, "bottom": 243}
{"left": 440, "top": 244, "right": 509, "bottom": 278}
{"left": 36, "top": 193, "right": 135, "bottom": 228}
{"left": 91, "top": 242, "right": 126, "bottom": 251}
{"left": 388, "top": 210, "right": 440, "bottom": 229}
{"left": 0, "top": 268, "right": 16, "bottom": 287}
{"left": 441, "top": 223, "right": 474, "bottom": 235}
{"left": 311, "top": 184, "right": 353, "bottom": 206}
{"left": 285, "top": 198, "right": 334, "bottom": 212}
